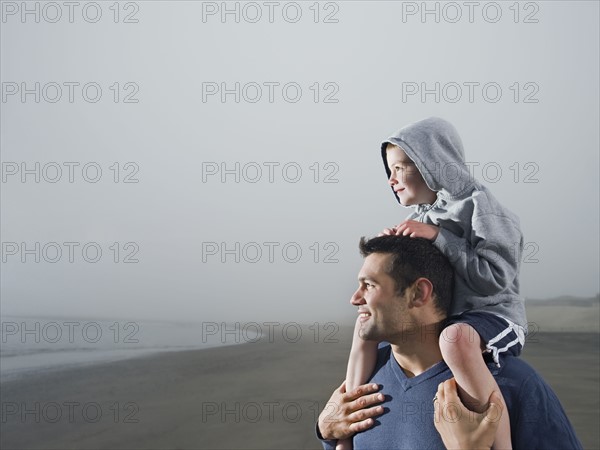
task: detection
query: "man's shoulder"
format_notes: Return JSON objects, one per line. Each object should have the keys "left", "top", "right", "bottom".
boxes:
{"left": 495, "top": 355, "right": 564, "bottom": 403}
{"left": 493, "top": 356, "right": 583, "bottom": 449}
{"left": 492, "top": 355, "right": 545, "bottom": 394}
{"left": 495, "top": 354, "right": 537, "bottom": 377}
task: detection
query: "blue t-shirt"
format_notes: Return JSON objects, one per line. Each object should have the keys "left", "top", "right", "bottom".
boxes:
{"left": 320, "top": 345, "right": 582, "bottom": 450}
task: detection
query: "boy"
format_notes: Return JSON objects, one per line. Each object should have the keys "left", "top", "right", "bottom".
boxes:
{"left": 341, "top": 117, "right": 526, "bottom": 450}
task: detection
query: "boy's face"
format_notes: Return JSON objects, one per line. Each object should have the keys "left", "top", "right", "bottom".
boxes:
{"left": 386, "top": 144, "right": 437, "bottom": 206}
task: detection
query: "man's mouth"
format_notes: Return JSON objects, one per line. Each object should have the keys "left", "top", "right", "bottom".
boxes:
{"left": 358, "top": 310, "right": 371, "bottom": 321}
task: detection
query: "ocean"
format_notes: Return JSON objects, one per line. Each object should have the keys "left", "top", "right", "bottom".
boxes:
{"left": 0, "top": 315, "right": 261, "bottom": 381}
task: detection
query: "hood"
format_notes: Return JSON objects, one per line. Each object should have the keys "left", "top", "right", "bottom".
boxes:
{"left": 381, "top": 117, "right": 475, "bottom": 204}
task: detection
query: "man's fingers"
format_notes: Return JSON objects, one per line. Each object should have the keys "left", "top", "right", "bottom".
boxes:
{"left": 487, "top": 391, "right": 503, "bottom": 408}
{"left": 436, "top": 380, "right": 446, "bottom": 404}
{"left": 434, "top": 383, "right": 442, "bottom": 423}
{"left": 350, "top": 392, "right": 385, "bottom": 412}
{"left": 348, "top": 404, "right": 384, "bottom": 431}
{"left": 345, "top": 383, "right": 380, "bottom": 401}
{"left": 442, "top": 378, "right": 460, "bottom": 404}
{"left": 483, "top": 391, "right": 504, "bottom": 423}
{"left": 348, "top": 417, "right": 375, "bottom": 434}
{"left": 349, "top": 403, "right": 384, "bottom": 422}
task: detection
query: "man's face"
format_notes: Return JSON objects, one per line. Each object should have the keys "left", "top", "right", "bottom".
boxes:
{"left": 350, "top": 252, "right": 413, "bottom": 341}
{"left": 386, "top": 144, "right": 437, "bottom": 206}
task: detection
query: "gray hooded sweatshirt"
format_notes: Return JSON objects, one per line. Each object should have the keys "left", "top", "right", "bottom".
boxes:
{"left": 381, "top": 117, "right": 527, "bottom": 330}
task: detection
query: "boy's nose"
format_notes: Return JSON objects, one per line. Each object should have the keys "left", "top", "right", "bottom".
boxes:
{"left": 388, "top": 174, "right": 397, "bottom": 186}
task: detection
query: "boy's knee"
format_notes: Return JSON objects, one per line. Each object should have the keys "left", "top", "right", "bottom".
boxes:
{"left": 439, "top": 323, "right": 482, "bottom": 359}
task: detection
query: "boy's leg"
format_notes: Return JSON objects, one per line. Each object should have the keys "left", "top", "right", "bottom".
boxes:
{"left": 439, "top": 323, "right": 512, "bottom": 450}
{"left": 336, "top": 318, "right": 380, "bottom": 450}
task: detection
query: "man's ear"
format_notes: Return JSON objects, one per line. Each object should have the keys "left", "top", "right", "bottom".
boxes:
{"left": 408, "top": 278, "right": 434, "bottom": 307}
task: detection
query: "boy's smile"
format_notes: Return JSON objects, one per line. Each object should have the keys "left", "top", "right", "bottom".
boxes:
{"left": 385, "top": 143, "right": 437, "bottom": 206}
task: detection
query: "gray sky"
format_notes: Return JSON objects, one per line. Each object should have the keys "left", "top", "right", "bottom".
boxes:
{"left": 1, "top": 1, "right": 598, "bottom": 324}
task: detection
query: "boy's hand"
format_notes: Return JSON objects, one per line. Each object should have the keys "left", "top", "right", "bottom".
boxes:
{"left": 378, "top": 227, "right": 398, "bottom": 237}
{"left": 395, "top": 220, "right": 440, "bottom": 240}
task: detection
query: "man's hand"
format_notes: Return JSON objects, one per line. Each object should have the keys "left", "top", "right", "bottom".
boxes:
{"left": 318, "top": 381, "right": 385, "bottom": 440}
{"left": 395, "top": 220, "right": 440, "bottom": 240}
{"left": 434, "top": 378, "right": 504, "bottom": 450}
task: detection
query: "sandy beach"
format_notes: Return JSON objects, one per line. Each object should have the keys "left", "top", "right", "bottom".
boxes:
{"left": 1, "top": 326, "right": 599, "bottom": 450}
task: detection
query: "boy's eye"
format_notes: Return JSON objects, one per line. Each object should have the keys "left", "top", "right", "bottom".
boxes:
{"left": 394, "top": 163, "right": 413, "bottom": 171}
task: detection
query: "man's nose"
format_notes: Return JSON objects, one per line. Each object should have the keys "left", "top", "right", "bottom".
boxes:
{"left": 350, "top": 288, "right": 365, "bottom": 306}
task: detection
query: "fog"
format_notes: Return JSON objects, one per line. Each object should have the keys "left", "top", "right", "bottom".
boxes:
{"left": 1, "top": 1, "right": 598, "bottom": 324}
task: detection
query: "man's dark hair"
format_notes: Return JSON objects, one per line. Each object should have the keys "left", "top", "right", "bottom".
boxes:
{"left": 359, "top": 235, "right": 454, "bottom": 316}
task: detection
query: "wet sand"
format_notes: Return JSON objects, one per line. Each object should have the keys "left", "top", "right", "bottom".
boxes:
{"left": 1, "top": 327, "right": 598, "bottom": 449}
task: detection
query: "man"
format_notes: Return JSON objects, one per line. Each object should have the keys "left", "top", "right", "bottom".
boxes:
{"left": 317, "top": 235, "right": 582, "bottom": 449}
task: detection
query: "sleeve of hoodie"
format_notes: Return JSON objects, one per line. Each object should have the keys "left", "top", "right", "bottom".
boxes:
{"left": 432, "top": 191, "right": 523, "bottom": 296}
